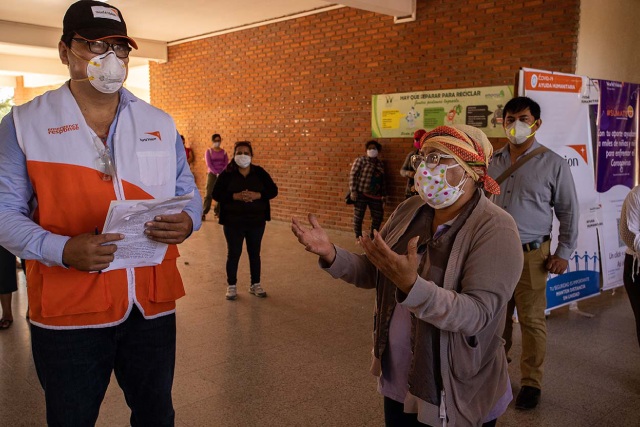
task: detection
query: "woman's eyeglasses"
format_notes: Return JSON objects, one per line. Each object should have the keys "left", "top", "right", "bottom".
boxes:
{"left": 410, "top": 152, "right": 456, "bottom": 170}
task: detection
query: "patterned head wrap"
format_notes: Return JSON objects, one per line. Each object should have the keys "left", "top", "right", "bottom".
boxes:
{"left": 419, "top": 124, "right": 500, "bottom": 195}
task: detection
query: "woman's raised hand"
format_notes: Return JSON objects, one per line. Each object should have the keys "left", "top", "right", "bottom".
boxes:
{"left": 291, "top": 213, "right": 336, "bottom": 264}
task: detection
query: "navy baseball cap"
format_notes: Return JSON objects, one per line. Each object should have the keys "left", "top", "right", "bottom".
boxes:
{"left": 62, "top": 1, "right": 138, "bottom": 49}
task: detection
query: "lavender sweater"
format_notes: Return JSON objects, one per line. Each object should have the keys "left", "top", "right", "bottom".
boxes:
{"left": 205, "top": 148, "right": 228, "bottom": 175}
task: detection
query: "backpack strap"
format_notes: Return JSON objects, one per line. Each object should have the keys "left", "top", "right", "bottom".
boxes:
{"left": 495, "top": 145, "right": 550, "bottom": 186}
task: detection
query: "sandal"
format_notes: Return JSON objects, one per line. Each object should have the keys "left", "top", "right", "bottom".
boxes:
{"left": 0, "top": 318, "right": 13, "bottom": 330}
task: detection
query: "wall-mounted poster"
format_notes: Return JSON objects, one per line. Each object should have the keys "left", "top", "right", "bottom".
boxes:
{"left": 371, "top": 86, "right": 514, "bottom": 138}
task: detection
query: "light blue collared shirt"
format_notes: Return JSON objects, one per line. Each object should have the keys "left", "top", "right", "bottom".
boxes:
{"left": 0, "top": 85, "right": 202, "bottom": 266}
{"left": 488, "top": 140, "right": 579, "bottom": 259}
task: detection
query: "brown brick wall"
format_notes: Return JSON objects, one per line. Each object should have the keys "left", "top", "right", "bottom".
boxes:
{"left": 150, "top": 0, "right": 579, "bottom": 232}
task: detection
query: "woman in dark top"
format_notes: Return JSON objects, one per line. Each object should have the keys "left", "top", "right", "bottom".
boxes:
{"left": 212, "top": 141, "right": 278, "bottom": 301}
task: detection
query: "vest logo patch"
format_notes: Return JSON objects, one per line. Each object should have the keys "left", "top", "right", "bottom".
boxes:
{"left": 48, "top": 124, "right": 79, "bottom": 135}
{"left": 140, "top": 131, "right": 162, "bottom": 142}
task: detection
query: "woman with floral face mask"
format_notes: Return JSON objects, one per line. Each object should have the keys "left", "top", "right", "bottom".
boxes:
{"left": 292, "top": 125, "right": 523, "bottom": 427}
{"left": 211, "top": 141, "right": 278, "bottom": 301}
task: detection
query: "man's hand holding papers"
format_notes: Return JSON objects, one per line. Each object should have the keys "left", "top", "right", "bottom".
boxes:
{"left": 100, "top": 192, "right": 194, "bottom": 272}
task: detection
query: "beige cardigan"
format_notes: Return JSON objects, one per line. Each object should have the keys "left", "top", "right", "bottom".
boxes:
{"left": 325, "top": 191, "right": 523, "bottom": 426}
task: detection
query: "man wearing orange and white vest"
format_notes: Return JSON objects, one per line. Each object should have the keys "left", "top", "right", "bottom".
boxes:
{"left": 0, "top": 1, "right": 202, "bottom": 425}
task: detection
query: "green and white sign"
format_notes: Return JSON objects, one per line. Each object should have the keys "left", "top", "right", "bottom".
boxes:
{"left": 372, "top": 85, "right": 514, "bottom": 138}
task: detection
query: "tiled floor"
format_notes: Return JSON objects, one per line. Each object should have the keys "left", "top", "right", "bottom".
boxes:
{"left": 1, "top": 219, "right": 639, "bottom": 426}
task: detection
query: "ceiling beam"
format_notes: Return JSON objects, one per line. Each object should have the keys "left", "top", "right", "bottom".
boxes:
{"left": 0, "top": 53, "right": 67, "bottom": 77}
{"left": 0, "top": 75, "right": 17, "bottom": 87}
{"left": 332, "top": 0, "right": 414, "bottom": 17}
{"left": 0, "top": 19, "right": 168, "bottom": 62}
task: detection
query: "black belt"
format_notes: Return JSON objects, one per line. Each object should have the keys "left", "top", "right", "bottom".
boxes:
{"left": 522, "top": 235, "right": 550, "bottom": 252}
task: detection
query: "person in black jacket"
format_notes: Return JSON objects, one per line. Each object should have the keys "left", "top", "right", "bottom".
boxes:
{"left": 212, "top": 141, "right": 278, "bottom": 300}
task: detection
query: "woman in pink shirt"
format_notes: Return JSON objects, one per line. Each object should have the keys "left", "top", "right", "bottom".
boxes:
{"left": 202, "top": 133, "right": 229, "bottom": 220}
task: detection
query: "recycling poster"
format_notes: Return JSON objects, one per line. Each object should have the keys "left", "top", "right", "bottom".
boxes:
{"left": 371, "top": 85, "right": 514, "bottom": 138}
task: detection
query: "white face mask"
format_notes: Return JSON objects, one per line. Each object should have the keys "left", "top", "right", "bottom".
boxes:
{"left": 505, "top": 120, "right": 537, "bottom": 145}
{"left": 367, "top": 148, "right": 378, "bottom": 158}
{"left": 213, "top": 142, "right": 221, "bottom": 148}
{"left": 235, "top": 154, "right": 251, "bottom": 168}
{"left": 414, "top": 160, "right": 467, "bottom": 209}
{"left": 86, "top": 51, "right": 127, "bottom": 93}
{"left": 70, "top": 49, "right": 127, "bottom": 93}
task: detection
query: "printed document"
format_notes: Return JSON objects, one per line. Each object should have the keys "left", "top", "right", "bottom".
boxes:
{"left": 101, "top": 191, "right": 194, "bottom": 272}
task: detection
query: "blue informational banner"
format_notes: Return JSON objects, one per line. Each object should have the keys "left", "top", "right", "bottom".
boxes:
{"left": 546, "top": 267, "right": 600, "bottom": 308}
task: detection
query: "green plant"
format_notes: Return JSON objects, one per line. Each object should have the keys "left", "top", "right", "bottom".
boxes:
{"left": 0, "top": 96, "right": 13, "bottom": 119}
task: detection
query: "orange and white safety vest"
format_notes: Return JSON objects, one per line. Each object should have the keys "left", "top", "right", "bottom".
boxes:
{"left": 13, "top": 84, "right": 185, "bottom": 329}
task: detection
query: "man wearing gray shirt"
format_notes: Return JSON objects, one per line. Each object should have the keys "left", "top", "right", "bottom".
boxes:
{"left": 488, "top": 96, "right": 579, "bottom": 410}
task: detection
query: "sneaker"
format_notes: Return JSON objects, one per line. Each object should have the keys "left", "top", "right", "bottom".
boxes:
{"left": 225, "top": 285, "right": 237, "bottom": 300}
{"left": 249, "top": 283, "right": 267, "bottom": 298}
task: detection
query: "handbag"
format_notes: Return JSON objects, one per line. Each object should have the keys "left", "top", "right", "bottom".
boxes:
{"left": 345, "top": 191, "right": 355, "bottom": 205}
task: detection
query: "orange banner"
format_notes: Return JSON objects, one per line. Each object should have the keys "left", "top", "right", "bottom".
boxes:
{"left": 524, "top": 71, "right": 582, "bottom": 93}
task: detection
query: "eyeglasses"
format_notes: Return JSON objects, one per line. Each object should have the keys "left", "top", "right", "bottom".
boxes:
{"left": 411, "top": 152, "right": 456, "bottom": 170}
{"left": 94, "top": 146, "right": 116, "bottom": 181}
{"left": 91, "top": 134, "right": 116, "bottom": 181}
{"left": 72, "top": 38, "right": 132, "bottom": 58}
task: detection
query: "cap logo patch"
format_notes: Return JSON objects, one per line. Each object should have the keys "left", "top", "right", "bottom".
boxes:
{"left": 91, "top": 6, "right": 122, "bottom": 22}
